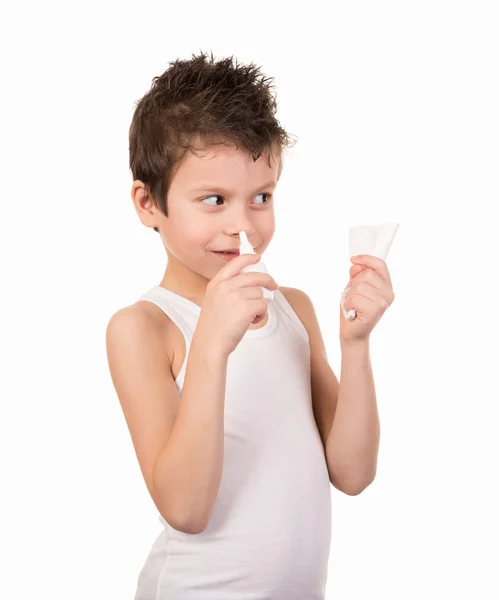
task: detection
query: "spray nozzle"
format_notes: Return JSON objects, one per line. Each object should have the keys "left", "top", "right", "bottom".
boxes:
{"left": 239, "top": 231, "right": 256, "bottom": 255}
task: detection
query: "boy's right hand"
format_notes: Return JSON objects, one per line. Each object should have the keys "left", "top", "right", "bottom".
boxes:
{"left": 195, "top": 253, "right": 279, "bottom": 358}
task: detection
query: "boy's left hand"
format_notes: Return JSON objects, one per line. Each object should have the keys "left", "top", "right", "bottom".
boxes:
{"left": 339, "top": 255, "right": 395, "bottom": 344}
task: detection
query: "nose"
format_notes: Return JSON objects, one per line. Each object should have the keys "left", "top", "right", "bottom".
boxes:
{"left": 227, "top": 223, "right": 255, "bottom": 238}
{"left": 225, "top": 208, "right": 256, "bottom": 241}
{"left": 229, "top": 230, "right": 255, "bottom": 248}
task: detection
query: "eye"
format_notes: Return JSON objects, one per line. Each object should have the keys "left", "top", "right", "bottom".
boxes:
{"left": 201, "top": 195, "right": 224, "bottom": 207}
{"left": 254, "top": 193, "right": 272, "bottom": 205}
{"left": 201, "top": 193, "right": 272, "bottom": 206}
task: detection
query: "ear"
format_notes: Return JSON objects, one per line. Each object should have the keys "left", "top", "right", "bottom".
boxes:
{"left": 131, "top": 180, "right": 157, "bottom": 230}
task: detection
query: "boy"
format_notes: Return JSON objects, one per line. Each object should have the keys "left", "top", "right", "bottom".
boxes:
{"left": 106, "top": 50, "right": 395, "bottom": 599}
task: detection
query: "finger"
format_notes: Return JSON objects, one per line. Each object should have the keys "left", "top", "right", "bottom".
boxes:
{"left": 341, "top": 292, "right": 376, "bottom": 315}
{"left": 251, "top": 298, "right": 269, "bottom": 320}
{"left": 348, "top": 282, "right": 379, "bottom": 302}
{"left": 213, "top": 253, "right": 262, "bottom": 282}
{"left": 351, "top": 267, "right": 384, "bottom": 291}
{"left": 232, "top": 271, "right": 278, "bottom": 290}
{"left": 349, "top": 264, "right": 365, "bottom": 280}
{"left": 351, "top": 274, "right": 394, "bottom": 305}
{"left": 350, "top": 254, "right": 392, "bottom": 287}
{"left": 241, "top": 286, "right": 266, "bottom": 300}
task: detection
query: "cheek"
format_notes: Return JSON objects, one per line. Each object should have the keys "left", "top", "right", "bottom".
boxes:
{"left": 174, "top": 226, "right": 211, "bottom": 252}
{"left": 254, "top": 221, "right": 275, "bottom": 255}
{"left": 265, "top": 224, "right": 276, "bottom": 248}
{"left": 259, "top": 211, "right": 275, "bottom": 238}
{"left": 168, "top": 207, "right": 211, "bottom": 247}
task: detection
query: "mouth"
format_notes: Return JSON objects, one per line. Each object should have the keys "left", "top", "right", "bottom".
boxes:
{"left": 212, "top": 249, "right": 240, "bottom": 261}
{"left": 212, "top": 247, "right": 241, "bottom": 254}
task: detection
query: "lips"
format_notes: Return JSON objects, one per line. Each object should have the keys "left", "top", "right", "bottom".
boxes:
{"left": 213, "top": 249, "right": 240, "bottom": 255}
{"left": 212, "top": 250, "right": 240, "bottom": 262}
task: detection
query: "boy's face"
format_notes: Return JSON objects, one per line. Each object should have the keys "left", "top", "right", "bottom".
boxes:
{"left": 154, "top": 142, "right": 279, "bottom": 286}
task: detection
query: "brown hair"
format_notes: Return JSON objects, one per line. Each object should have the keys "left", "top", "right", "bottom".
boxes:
{"left": 128, "top": 50, "right": 297, "bottom": 232}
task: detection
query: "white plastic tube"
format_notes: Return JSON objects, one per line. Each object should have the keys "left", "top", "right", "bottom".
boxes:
{"left": 341, "top": 222, "right": 400, "bottom": 320}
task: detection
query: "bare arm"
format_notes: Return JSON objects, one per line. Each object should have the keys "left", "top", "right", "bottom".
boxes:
{"left": 326, "top": 339, "right": 379, "bottom": 493}
{"left": 106, "top": 307, "right": 228, "bottom": 534}
{"left": 152, "top": 324, "right": 228, "bottom": 533}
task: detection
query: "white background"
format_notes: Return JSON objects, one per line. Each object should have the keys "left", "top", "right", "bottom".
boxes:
{"left": 2, "top": 1, "right": 498, "bottom": 598}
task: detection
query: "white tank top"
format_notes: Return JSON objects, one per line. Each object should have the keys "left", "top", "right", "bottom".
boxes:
{"left": 133, "top": 285, "right": 332, "bottom": 600}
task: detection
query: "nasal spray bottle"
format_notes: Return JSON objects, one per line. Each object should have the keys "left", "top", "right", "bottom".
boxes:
{"left": 239, "top": 231, "right": 274, "bottom": 302}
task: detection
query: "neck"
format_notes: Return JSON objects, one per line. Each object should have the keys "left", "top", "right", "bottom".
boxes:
{"left": 159, "top": 252, "right": 210, "bottom": 304}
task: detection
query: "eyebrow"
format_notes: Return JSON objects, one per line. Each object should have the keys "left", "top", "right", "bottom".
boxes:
{"left": 190, "top": 181, "right": 277, "bottom": 194}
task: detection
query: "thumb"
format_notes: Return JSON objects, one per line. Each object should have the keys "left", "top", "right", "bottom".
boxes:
{"left": 349, "top": 264, "right": 364, "bottom": 280}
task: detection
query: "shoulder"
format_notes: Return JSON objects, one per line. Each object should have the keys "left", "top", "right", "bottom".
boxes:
{"left": 106, "top": 301, "right": 165, "bottom": 337}
{"left": 278, "top": 286, "right": 317, "bottom": 324}
{"left": 105, "top": 301, "right": 172, "bottom": 364}
{"left": 278, "top": 286, "right": 325, "bottom": 348}
{"left": 278, "top": 286, "right": 313, "bottom": 308}
{"left": 105, "top": 304, "right": 158, "bottom": 353}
